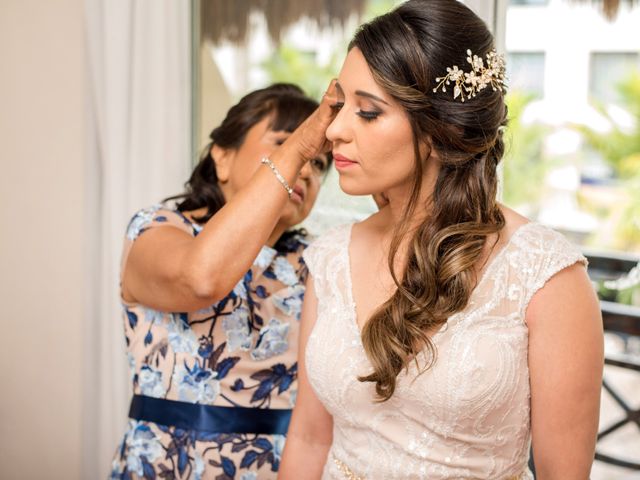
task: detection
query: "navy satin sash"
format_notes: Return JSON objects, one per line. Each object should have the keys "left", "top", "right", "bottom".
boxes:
{"left": 128, "top": 394, "right": 292, "bottom": 435}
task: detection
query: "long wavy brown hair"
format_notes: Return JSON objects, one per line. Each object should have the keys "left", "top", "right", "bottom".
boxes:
{"left": 352, "top": 0, "right": 508, "bottom": 401}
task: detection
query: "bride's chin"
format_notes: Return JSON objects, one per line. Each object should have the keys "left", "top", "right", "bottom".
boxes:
{"left": 338, "top": 178, "right": 370, "bottom": 197}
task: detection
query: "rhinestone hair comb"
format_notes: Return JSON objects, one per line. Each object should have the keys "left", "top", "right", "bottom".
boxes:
{"left": 432, "top": 49, "right": 507, "bottom": 102}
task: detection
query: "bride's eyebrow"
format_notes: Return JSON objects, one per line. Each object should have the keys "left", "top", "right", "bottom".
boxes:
{"left": 335, "top": 82, "right": 389, "bottom": 106}
{"left": 355, "top": 90, "right": 389, "bottom": 106}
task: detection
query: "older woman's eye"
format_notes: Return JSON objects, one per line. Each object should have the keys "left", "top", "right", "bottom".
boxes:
{"left": 311, "top": 157, "right": 329, "bottom": 174}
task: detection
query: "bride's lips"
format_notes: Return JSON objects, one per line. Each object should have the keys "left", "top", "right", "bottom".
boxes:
{"left": 333, "top": 153, "right": 358, "bottom": 170}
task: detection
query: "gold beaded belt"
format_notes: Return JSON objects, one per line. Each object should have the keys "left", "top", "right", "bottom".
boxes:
{"left": 333, "top": 456, "right": 365, "bottom": 480}
{"left": 333, "top": 454, "right": 524, "bottom": 480}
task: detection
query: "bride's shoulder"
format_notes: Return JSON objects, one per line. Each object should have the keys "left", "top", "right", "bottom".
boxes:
{"left": 499, "top": 204, "right": 531, "bottom": 236}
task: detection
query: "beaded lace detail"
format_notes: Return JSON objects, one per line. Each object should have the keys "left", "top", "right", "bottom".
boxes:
{"left": 303, "top": 222, "right": 586, "bottom": 480}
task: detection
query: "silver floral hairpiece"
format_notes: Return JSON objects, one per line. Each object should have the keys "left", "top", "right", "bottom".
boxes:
{"left": 432, "top": 49, "right": 506, "bottom": 102}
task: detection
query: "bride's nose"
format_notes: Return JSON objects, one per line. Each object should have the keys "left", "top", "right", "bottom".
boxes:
{"left": 326, "top": 105, "right": 352, "bottom": 145}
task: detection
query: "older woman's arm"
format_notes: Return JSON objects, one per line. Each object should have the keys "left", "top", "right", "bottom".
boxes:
{"left": 122, "top": 83, "right": 337, "bottom": 312}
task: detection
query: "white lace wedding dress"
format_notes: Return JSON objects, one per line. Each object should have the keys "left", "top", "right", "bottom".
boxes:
{"left": 302, "top": 222, "right": 586, "bottom": 479}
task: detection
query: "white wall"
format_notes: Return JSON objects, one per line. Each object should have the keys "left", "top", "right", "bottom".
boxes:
{"left": 506, "top": 0, "right": 640, "bottom": 108}
{"left": 0, "top": 0, "right": 85, "bottom": 478}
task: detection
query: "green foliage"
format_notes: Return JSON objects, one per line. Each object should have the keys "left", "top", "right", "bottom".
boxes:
{"left": 596, "top": 261, "right": 640, "bottom": 307}
{"left": 597, "top": 281, "right": 640, "bottom": 306}
{"left": 363, "top": 0, "right": 403, "bottom": 20}
{"left": 578, "top": 70, "right": 640, "bottom": 250}
{"left": 260, "top": 44, "right": 341, "bottom": 100}
{"left": 259, "top": 0, "right": 403, "bottom": 100}
{"left": 501, "top": 91, "right": 551, "bottom": 209}
{"left": 580, "top": 70, "right": 640, "bottom": 178}
{"left": 617, "top": 172, "right": 640, "bottom": 248}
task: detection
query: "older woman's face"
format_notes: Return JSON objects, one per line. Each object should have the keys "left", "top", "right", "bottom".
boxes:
{"left": 326, "top": 47, "right": 422, "bottom": 199}
{"left": 213, "top": 115, "right": 329, "bottom": 228}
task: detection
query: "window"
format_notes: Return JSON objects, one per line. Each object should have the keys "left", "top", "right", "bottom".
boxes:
{"left": 506, "top": 52, "right": 545, "bottom": 97}
{"left": 509, "top": 0, "right": 548, "bottom": 6}
{"left": 590, "top": 52, "right": 640, "bottom": 104}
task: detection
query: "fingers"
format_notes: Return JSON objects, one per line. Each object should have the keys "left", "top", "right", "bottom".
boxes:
{"left": 310, "top": 78, "right": 339, "bottom": 130}
{"left": 321, "top": 78, "right": 339, "bottom": 109}
{"left": 292, "top": 79, "right": 339, "bottom": 161}
{"left": 315, "top": 79, "right": 339, "bottom": 154}
{"left": 276, "top": 79, "right": 339, "bottom": 164}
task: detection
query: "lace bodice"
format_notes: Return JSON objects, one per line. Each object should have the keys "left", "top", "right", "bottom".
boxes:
{"left": 302, "top": 222, "right": 587, "bottom": 480}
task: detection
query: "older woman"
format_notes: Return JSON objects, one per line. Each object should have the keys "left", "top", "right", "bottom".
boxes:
{"left": 110, "top": 83, "right": 336, "bottom": 479}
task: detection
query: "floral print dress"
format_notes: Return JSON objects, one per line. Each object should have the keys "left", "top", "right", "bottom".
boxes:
{"left": 110, "top": 205, "right": 309, "bottom": 480}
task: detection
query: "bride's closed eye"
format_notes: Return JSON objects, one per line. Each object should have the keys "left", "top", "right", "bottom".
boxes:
{"left": 330, "top": 102, "right": 381, "bottom": 122}
{"left": 357, "top": 110, "right": 381, "bottom": 121}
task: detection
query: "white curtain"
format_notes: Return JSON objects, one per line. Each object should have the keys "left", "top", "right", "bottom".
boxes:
{"left": 83, "top": 1, "right": 191, "bottom": 476}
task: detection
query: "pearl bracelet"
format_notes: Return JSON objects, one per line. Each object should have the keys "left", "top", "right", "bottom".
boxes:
{"left": 260, "top": 157, "right": 293, "bottom": 198}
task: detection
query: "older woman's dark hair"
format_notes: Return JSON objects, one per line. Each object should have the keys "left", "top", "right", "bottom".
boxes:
{"left": 352, "top": 0, "right": 509, "bottom": 401}
{"left": 167, "top": 83, "right": 322, "bottom": 223}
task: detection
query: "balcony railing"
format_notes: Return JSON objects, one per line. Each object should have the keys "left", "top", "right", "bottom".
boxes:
{"left": 587, "top": 252, "right": 640, "bottom": 471}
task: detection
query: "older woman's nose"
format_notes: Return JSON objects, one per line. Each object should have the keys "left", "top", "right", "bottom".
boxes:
{"left": 299, "top": 160, "right": 313, "bottom": 180}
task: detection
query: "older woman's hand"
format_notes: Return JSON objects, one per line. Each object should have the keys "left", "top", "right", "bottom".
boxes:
{"left": 277, "top": 79, "right": 338, "bottom": 166}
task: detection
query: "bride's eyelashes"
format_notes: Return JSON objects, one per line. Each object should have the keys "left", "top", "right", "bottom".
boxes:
{"left": 330, "top": 102, "right": 381, "bottom": 122}
{"left": 356, "top": 110, "right": 381, "bottom": 121}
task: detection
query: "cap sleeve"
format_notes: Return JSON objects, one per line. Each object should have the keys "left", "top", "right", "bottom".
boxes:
{"left": 125, "top": 204, "right": 196, "bottom": 242}
{"left": 302, "top": 239, "right": 322, "bottom": 280}
{"left": 120, "top": 205, "right": 198, "bottom": 286}
{"left": 519, "top": 224, "right": 588, "bottom": 317}
{"left": 302, "top": 223, "right": 353, "bottom": 297}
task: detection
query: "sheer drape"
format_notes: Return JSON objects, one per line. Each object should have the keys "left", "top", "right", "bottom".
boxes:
{"left": 83, "top": 1, "right": 191, "bottom": 476}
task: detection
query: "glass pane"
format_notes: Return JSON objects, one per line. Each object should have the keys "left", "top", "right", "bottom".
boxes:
{"left": 504, "top": 0, "right": 640, "bottom": 257}
{"left": 590, "top": 52, "right": 640, "bottom": 104}
{"left": 509, "top": 0, "right": 549, "bottom": 6}
{"left": 507, "top": 52, "right": 545, "bottom": 97}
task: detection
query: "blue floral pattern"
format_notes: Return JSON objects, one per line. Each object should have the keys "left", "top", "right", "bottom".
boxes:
{"left": 125, "top": 205, "right": 162, "bottom": 241}
{"left": 173, "top": 363, "right": 220, "bottom": 403}
{"left": 167, "top": 314, "right": 199, "bottom": 356}
{"left": 221, "top": 305, "right": 254, "bottom": 353}
{"left": 271, "top": 284, "right": 305, "bottom": 321}
{"left": 111, "top": 207, "right": 310, "bottom": 479}
{"left": 250, "top": 319, "right": 290, "bottom": 361}
{"left": 138, "top": 365, "right": 166, "bottom": 398}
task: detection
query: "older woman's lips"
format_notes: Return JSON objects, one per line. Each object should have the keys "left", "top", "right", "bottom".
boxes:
{"left": 333, "top": 153, "right": 358, "bottom": 170}
{"left": 291, "top": 185, "right": 305, "bottom": 204}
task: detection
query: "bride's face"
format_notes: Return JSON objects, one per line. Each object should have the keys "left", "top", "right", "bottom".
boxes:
{"left": 326, "top": 47, "right": 423, "bottom": 198}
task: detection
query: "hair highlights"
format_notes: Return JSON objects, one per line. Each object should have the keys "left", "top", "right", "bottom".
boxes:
{"left": 351, "top": 0, "right": 507, "bottom": 401}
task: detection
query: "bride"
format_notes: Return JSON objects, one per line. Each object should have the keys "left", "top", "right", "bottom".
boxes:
{"left": 279, "top": 0, "right": 603, "bottom": 478}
